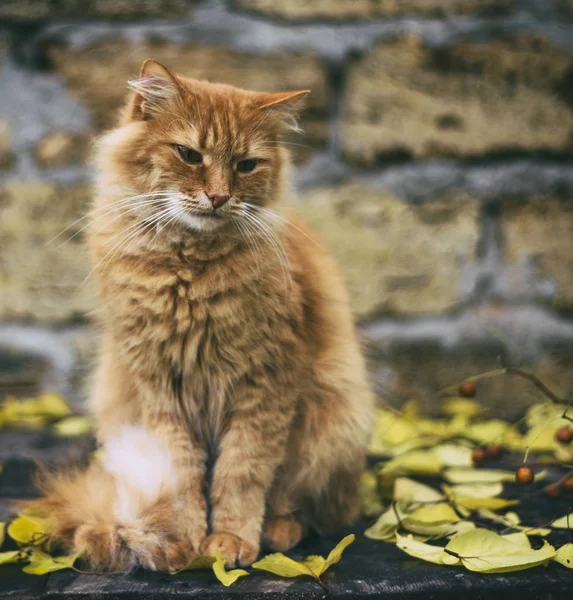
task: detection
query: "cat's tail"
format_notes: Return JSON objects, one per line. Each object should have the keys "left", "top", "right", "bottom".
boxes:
{"left": 34, "top": 426, "right": 191, "bottom": 572}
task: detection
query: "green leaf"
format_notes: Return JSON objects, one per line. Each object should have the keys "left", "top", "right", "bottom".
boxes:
{"left": 554, "top": 544, "right": 573, "bottom": 569}
{"left": 445, "top": 529, "right": 556, "bottom": 573}
{"left": 212, "top": 551, "right": 248, "bottom": 586}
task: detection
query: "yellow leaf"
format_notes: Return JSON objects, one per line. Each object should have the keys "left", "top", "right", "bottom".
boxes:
{"left": 502, "top": 533, "right": 531, "bottom": 549}
{"left": 394, "top": 477, "right": 444, "bottom": 504}
{"left": 554, "top": 544, "right": 573, "bottom": 568}
{"left": 364, "top": 507, "right": 399, "bottom": 541}
{"left": 453, "top": 496, "right": 518, "bottom": 511}
{"left": 0, "top": 550, "right": 20, "bottom": 564}
{"left": 406, "top": 519, "right": 475, "bottom": 539}
{"left": 369, "top": 409, "right": 420, "bottom": 455}
{"left": 443, "top": 469, "right": 517, "bottom": 484}
{"left": 445, "top": 483, "right": 503, "bottom": 499}
{"left": 252, "top": 535, "right": 354, "bottom": 580}
{"left": 212, "top": 551, "right": 248, "bottom": 587}
{"left": 396, "top": 533, "right": 456, "bottom": 566}
{"left": 441, "top": 397, "right": 483, "bottom": 418}
{"left": 171, "top": 555, "right": 216, "bottom": 573}
{"left": 322, "top": 534, "right": 355, "bottom": 573}
{"left": 0, "top": 521, "right": 4, "bottom": 547}
{"left": 252, "top": 553, "right": 315, "bottom": 578}
{"left": 383, "top": 450, "right": 442, "bottom": 476}
{"left": 22, "top": 550, "right": 81, "bottom": 575}
{"left": 434, "top": 444, "right": 473, "bottom": 468}
{"left": 35, "top": 393, "right": 71, "bottom": 419}
{"left": 53, "top": 416, "right": 93, "bottom": 437}
{"left": 478, "top": 510, "right": 550, "bottom": 537}
{"left": 552, "top": 514, "right": 573, "bottom": 529}
{"left": 404, "top": 504, "right": 460, "bottom": 526}
{"left": 360, "top": 471, "right": 384, "bottom": 517}
{"left": 8, "top": 515, "right": 48, "bottom": 546}
{"left": 445, "top": 529, "right": 556, "bottom": 573}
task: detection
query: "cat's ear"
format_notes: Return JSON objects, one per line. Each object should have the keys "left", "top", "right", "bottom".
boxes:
{"left": 252, "top": 90, "right": 310, "bottom": 132}
{"left": 125, "top": 59, "right": 181, "bottom": 121}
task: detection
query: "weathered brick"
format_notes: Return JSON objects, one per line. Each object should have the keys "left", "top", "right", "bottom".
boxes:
{"left": 504, "top": 197, "right": 573, "bottom": 310}
{"left": 342, "top": 35, "right": 573, "bottom": 165}
{"left": 35, "top": 130, "right": 89, "bottom": 168}
{"left": 287, "top": 184, "right": 479, "bottom": 317}
{"left": 48, "top": 40, "right": 328, "bottom": 151}
{"left": 0, "top": 183, "right": 95, "bottom": 322}
{"left": 234, "top": 0, "right": 512, "bottom": 21}
{"left": 0, "top": 122, "right": 16, "bottom": 172}
{"left": 0, "top": 0, "right": 194, "bottom": 20}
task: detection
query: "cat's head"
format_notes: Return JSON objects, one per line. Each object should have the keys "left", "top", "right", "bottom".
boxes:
{"left": 96, "top": 59, "right": 308, "bottom": 235}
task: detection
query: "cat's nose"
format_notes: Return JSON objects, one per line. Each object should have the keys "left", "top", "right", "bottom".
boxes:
{"left": 207, "top": 193, "right": 230, "bottom": 210}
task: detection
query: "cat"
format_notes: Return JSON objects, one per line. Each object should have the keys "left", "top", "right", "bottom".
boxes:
{"left": 38, "top": 59, "right": 374, "bottom": 572}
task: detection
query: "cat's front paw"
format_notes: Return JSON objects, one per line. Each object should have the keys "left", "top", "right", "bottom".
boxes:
{"left": 200, "top": 533, "right": 259, "bottom": 568}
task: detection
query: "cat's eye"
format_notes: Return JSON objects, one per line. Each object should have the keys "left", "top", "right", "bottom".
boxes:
{"left": 175, "top": 145, "right": 203, "bottom": 165}
{"left": 237, "top": 159, "right": 257, "bottom": 173}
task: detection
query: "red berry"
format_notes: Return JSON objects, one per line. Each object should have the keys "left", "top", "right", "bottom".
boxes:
{"left": 561, "top": 477, "right": 573, "bottom": 492}
{"left": 555, "top": 427, "right": 573, "bottom": 444}
{"left": 486, "top": 445, "right": 502, "bottom": 460}
{"left": 472, "top": 448, "right": 487, "bottom": 466}
{"left": 546, "top": 483, "right": 561, "bottom": 498}
{"left": 459, "top": 381, "right": 477, "bottom": 398}
{"left": 515, "top": 466, "right": 535, "bottom": 484}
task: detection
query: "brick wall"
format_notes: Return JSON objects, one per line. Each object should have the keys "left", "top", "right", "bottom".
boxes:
{"left": 1, "top": 0, "right": 573, "bottom": 415}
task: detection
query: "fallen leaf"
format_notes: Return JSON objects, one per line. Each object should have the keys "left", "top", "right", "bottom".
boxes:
{"left": 35, "top": 393, "right": 71, "bottom": 419}
{"left": 445, "top": 529, "right": 556, "bottom": 573}
{"left": 252, "top": 534, "right": 355, "bottom": 580}
{"left": 360, "top": 471, "right": 384, "bottom": 517}
{"left": 171, "top": 555, "right": 216, "bottom": 573}
{"left": 434, "top": 444, "right": 473, "bottom": 468}
{"left": 23, "top": 550, "right": 81, "bottom": 575}
{"left": 212, "top": 551, "right": 248, "bottom": 586}
{"left": 0, "top": 551, "right": 21, "bottom": 565}
{"left": 8, "top": 515, "right": 48, "bottom": 546}
{"left": 443, "top": 469, "right": 518, "bottom": 484}
{"left": 444, "top": 483, "right": 503, "bottom": 499}
{"left": 383, "top": 450, "right": 442, "bottom": 476}
{"left": 441, "top": 397, "right": 483, "bottom": 418}
{"left": 53, "top": 416, "right": 93, "bottom": 437}
{"left": 552, "top": 514, "right": 573, "bottom": 529}
{"left": 396, "top": 533, "right": 455, "bottom": 566}
{"left": 554, "top": 544, "right": 573, "bottom": 568}
{"left": 404, "top": 504, "right": 460, "bottom": 526}
{"left": 364, "top": 507, "right": 399, "bottom": 541}
{"left": 394, "top": 477, "right": 444, "bottom": 504}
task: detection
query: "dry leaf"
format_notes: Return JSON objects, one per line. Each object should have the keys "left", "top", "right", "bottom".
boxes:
{"left": 53, "top": 416, "right": 93, "bottom": 437}
{"left": 23, "top": 549, "right": 81, "bottom": 575}
{"left": 554, "top": 544, "right": 573, "bottom": 568}
{"left": 212, "top": 551, "right": 248, "bottom": 586}
{"left": 552, "top": 514, "right": 573, "bottom": 529}
{"left": 443, "top": 469, "right": 518, "bottom": 484}
{"left": 171, "top": 555, "right": 216, "bottom": 573}
{"left": 8, "top": 515, "right": 48, "bottom": 546}
{"left": 394, "top": 478, "right": 444, "bottom": 504}
{"left": 396, "top": 533, "right": 453, "bottom": 565}
{"left": 445, "top": 529, "right": 556, "bottom": 573}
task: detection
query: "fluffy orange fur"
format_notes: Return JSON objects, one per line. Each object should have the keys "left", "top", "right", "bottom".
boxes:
{"left": 38, "top": 60, "right": 374, "bottom": 571}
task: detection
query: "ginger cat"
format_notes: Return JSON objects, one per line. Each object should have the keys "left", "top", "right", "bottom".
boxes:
{"left": 39, "top": 60, "right": 374, "bottom": 572}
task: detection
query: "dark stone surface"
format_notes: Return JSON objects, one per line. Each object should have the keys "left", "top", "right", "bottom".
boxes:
{"left": 2, "top": 441, "right": 573, "bottom": 598}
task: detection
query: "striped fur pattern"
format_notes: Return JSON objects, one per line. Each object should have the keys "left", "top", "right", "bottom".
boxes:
{"left": 37, "top": 60, "right": 374, "bottom": 571}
